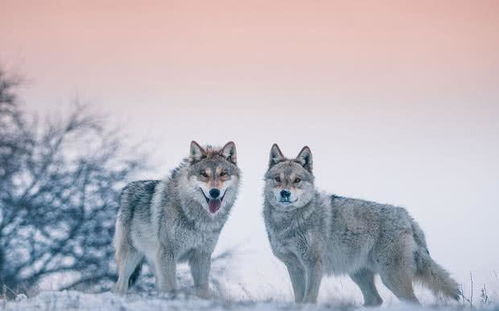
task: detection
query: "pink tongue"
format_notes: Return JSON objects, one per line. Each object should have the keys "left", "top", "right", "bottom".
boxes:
{"left": 208, "top": 199, "right": 221, "bottom": 213}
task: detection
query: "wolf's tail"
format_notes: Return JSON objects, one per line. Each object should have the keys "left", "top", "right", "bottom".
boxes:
{"left": 411, "top": 221, "right": 460, "bottom": 301}
{"left": 128, "top": 261, "right": 143, "bottom": 288}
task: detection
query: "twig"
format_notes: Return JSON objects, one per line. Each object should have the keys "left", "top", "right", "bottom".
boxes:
{"left": 480, "top": 284, "right": 488, "bottom": 305}
{"left": 2, "top": 284, "right": 17, "bottom": 300}
{"left": 469, "top": 272, "right": 474, "bottom": 308}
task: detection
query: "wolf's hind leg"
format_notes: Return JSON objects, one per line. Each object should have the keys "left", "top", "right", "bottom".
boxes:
{"left": 379, "top": 268, "right": 419, "bottom": 304}
{"left": 350, "top": 268, "right": 383, "bottom": 306}
{"left": 145, "top": 257, "right": 159, "bottom": 288}
{"left": 113, "top": 245, "right": 144, "bottom": 295}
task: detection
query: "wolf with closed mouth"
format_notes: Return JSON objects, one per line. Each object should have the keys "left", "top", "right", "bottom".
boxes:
{"left": 263, "top": 144, "right": 459, "bottom": 305}
{"left": 113, "top": 141, "right": 240, "bottom": 297}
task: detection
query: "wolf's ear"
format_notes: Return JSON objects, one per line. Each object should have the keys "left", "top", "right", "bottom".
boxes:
{"left": 220, "top": 141, "right": 237, "bottom": 164}
{"left": 269, "top": 144, "right": 285, "bottom": 168}
{"left": 190, "top": 141, "right": 206, "bottom": 162}
{"left": 296, "top": 146, "right": 312, "bottom": 172}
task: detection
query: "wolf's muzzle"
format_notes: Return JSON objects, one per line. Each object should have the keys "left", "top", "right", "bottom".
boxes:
{"left": 280, "top": 189, "right": 291, "bottom": 200}
{"left": 200, "top": 188, "right": 226, "bottom": 213}
{"left": 209, "top": 188, "right": 220, "bottom": 199}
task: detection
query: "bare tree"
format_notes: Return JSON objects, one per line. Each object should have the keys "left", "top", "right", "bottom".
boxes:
{"left": 0, "top": 68, "right": 146, "bottom": 295}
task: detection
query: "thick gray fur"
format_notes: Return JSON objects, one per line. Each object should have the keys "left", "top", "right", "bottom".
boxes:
{"left": 263, "top": 144, "right": 460, "bottom": 306}
{"left": 113, "top": 141, "right": 240, "bottom": 297}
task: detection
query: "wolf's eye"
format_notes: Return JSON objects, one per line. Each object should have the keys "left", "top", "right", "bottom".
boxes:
{"left": 220, "top": 171, "right": 228, "bottom": 177}
{"left": 274, "top": 176, "right": 281, "bottom": 183}
{"left": 200, "top": 171, "right": 209, "bottom": 178}
{"left": 294, "top": 178, "right": 301, "bottom": 183}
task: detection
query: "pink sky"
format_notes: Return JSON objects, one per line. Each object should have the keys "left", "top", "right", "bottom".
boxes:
{"left": 2, "top": 1, "right": 499, "bottom": 97}
{"left": 1, "top": 0, "right": 499, "bottom": 300}
{"left": 2, "top": 1, "right": 498, "bottom": 143}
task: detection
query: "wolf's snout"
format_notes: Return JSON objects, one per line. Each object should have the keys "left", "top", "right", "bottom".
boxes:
{"left": 209, "top": 188, "right": 220, "bottom": 199}
{"left": 280, "top": 189, "right": 291, "bottom": 199}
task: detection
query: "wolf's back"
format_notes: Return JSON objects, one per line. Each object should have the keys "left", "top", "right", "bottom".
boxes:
{"left": 117, "top": 180, "right": 161, "bottom": 223}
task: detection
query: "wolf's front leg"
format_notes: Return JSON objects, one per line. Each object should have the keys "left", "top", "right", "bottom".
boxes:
{"left": 155, "top": 245, "right": 177, "bottom": 293}
{"left": 302, "top": 256, "right": 323, "bottom": 303}
{"left": 189, "top": 250, "right": 211, "bottom": 298}
{"left": 279, "top": 253, "right": 305, "bottom": 302}
{"left": 284, "top": 260, "right": 306, "bottom": 303}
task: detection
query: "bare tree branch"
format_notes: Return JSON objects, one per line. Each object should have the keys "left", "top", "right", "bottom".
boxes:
{"left": 0, "top": 66, "right": 147, "bottom": 296}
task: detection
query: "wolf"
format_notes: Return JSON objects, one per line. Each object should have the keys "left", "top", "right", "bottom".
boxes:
{"left": 263, "top": 144, "right": 460, "bottom": 305}
{"left": 113, "top": 141, "right": 240, "bottom": 297}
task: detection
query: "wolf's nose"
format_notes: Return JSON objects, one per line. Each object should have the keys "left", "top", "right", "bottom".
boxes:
{"left": 280, "top": 189, "right": 291, "bottom": 199}
{"left": 209, "top": 188, "right": 220, "bottom": 199}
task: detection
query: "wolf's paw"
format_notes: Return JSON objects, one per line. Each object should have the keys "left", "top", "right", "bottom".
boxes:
{"left": 111, "top": 283, "right": 126, "bottom": 296}
{"left": 195, "top": 287, "right": 212, "bottom": 299}
{"left": 158, "top": 288, "right": 178, "bottom": 298}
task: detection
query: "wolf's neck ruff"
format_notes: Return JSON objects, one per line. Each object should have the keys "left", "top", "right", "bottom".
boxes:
{"left": 265, "top": 192, "right": 319, "bottom": 232}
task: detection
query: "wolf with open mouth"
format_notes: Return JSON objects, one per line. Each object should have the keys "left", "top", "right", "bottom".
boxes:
{"left": 113, "top": 141, "right": 240, "bottom": 297}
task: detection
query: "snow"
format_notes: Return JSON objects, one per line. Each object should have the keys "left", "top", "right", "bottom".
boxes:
{"left": 2, "top": 251, "right": 498, "bottom": 311}
{"left": 2, "top": 290, "right": 498, "bottom": 311}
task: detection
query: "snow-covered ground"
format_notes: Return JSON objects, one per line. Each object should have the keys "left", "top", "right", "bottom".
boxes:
{"left": 2, "top": 249, "right": 498, "bottom": 311}
{"left": 2, "top": 290, "right": 499, "bottom": 311}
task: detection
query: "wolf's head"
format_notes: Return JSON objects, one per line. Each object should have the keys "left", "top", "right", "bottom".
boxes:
{"left": 264, "top": 144, "right": 315, "bottom": 211}
{"left": 183, "top": 141, "right": 240, "bottom": 216}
